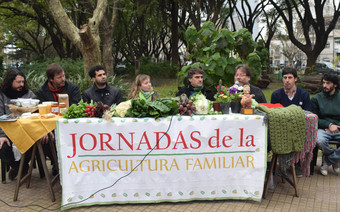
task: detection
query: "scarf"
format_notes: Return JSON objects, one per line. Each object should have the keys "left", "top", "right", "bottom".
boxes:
{"left": 139, "top": 88, "right": 155, "bottom": 101}
{"left": 48, "top": 82, "right": 64, "bottom": 102}
{"left": 189, "top": 85, "right": 203, "bottom": 98}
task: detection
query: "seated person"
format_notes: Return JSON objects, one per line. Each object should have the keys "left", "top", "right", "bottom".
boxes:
{"left": 234, "top": 64, "right": 267, "bottom": 103}
{"left": 311, "top": 73, "right": 340, "bottom": 176}
{"left": 176, "top": 68, "right": 215, "bottom": 101}
{"left": 37, "top": 63, "right": 81, "bottom": 176}
{"left": 128, "top": 74, "right": 159, "bottom": 101}
{"left": 271, "top": 67, "right": 312, "bottom": 177}
{"left": 0, "top": 69, "right": 35, "bottom": 180}
{"left": 271, "top": 67, "right": 311, "bottom": 111}
{"left": 82, "top": 65, "right": 123, "bottom": 106}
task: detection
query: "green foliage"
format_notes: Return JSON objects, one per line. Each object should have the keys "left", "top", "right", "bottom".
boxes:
{"left": 179, "top": 21, "right": 267, "bottom": 92}
{"left": 63, "top": 100, "right": 89, "bottom": 119}
{"left": 139, "top": 57, "right": 178, "bottom": 78}
{"left": 126, "top": 97, "right": 178, "bottom": 118}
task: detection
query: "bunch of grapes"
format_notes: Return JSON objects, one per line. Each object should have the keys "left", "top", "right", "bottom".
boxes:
{"left": 85, "top": 105, "right": 96, "bottom": 117}
{"left": 93, "top": 102, "right": 111, "bottom": 117}
{"left": 178, "top": 100, "right": 196, "bottom": 116}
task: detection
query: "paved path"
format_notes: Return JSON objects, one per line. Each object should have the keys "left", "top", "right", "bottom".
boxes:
{"left": 0, "top": 157, "right": 339, "bottom": 212}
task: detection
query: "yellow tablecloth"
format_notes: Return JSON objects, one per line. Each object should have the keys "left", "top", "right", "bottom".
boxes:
{"left": 0, "top": 116, "right": 58, "bottom": 154}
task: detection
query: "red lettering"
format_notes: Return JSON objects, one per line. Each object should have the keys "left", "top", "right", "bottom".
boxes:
{"left": 117, "top": 132, "right": 134, "bottom": 150}
{"left": 68, "top": 133, "right": 77, "bottom": 158}
{"left": 173, "top": 131, "right": 189, "bottom": 149}
{"left": 80, "top": 133, "right": 97, "bottom": 151}
{"left": 222, "top": 136, "right": 232, "bottom": 147}
{"left": 190, "top": 131, "right": 201, "bottom": 149}
{"left": 246, "top": 135, "right": 255, "bottom": 147}
{"left": 99, "top": 133, "right": 115, "bottom": 151}
{"left": 239, "top": 128, "right": 244, "bottom": 147}
{"left": 208, "top": 129, "right": 220, "bottom": 148}
{"left": 154, "top": 132, "right": 171, "bottom": 150}
{"left": 137, "top": 132, "right": 152, "bottom": 150}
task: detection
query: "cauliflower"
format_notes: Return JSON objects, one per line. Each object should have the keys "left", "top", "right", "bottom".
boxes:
{"left": 192, "top": 93, "right": 212, "bottom": 115}
{"left": 115, "top": 100, "right": 132, "bottom": 117}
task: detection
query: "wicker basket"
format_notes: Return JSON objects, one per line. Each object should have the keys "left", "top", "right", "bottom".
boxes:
{"left": 8, "top": 104, "right": 38, "bottom": 115}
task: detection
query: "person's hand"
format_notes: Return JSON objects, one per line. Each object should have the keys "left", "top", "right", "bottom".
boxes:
{"left": 328, "top": 124, "right": 339, "bottom": 134}
{"left": 0, "top": 137, "right": 10, "bottom": 149}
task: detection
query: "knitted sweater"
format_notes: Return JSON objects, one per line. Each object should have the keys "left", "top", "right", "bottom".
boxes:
{"left": 256, "top": 104, "right": 306, "bottom": 154}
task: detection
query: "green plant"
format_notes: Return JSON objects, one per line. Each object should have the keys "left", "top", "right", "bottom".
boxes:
{"left": 179, "top": 22, "right": 266, "bottom": 92}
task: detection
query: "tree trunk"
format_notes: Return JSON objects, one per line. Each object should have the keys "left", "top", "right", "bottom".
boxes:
{"left": 305, "top": 55, "right": 318, "bottom": 75}
{"left": 100, "top": 0, "right": 118, "bottom": 76}
{"left": 46, "top": 0, "right": 107, "bottom": 77}
{"left": 170, "top": 0, "right": 179, "bottom": 67}
{"left": 79, "top": 24, "right": 101, "bottom": 74}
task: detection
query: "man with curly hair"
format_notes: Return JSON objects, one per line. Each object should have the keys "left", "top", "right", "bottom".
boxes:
{"left": 0, "top": 69, "right": 36, "bottom": 180}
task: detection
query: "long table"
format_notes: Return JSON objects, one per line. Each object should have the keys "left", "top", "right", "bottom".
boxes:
{"left": 56, "top": 114, "right": 267, "bottom": 210}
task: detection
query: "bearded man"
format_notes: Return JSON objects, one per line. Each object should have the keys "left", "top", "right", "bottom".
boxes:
{"left": 82, "top": 65, "right": 123, "bottom": 106}
{"left": 311, "top": 73, "right": 340, "bottom": 176}
{"left": 0, "top": 69, "right": 36, "bottom": 180}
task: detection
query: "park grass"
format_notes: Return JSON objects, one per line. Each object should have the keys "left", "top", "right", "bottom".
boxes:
{"left": 152, "top": 78, "right": 179, "bottom": 98}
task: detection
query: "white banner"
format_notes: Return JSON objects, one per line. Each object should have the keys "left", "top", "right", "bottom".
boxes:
{"left": 56, "top": 114, "right": 267, "bottom": 210}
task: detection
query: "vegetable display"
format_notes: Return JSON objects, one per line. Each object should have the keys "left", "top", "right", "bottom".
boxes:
{"left": 63, "top": 93, "right": 218, "bottom": 119}
{"left": 126, "top": 98, "right": 178, "bottom": 118}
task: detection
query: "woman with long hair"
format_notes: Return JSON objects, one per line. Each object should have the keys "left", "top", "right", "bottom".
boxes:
{"left": 128, "top": 74, "right": 159, "bottom": 101}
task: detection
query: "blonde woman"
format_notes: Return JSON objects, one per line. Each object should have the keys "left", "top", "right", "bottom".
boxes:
{"left": 128, "top": 74, "right": 160, "bottom": 101}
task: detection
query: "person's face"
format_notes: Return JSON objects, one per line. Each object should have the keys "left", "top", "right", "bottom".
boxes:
{"left": 92, "top": 70, "right": 107, "bottom": 87}
{"left": 282, "top": 73, "right": 297, "bottom": 90}
{"left": 50, "top": 71, "right": 66, "bottom": 89}
{"left": 189, "top": 73, "right": 203, "bottom": 88}
{"left": 322, "top": 79, "right": 337, "bottom": 94}
{"left": 139, "top": 78, "right": 152, "bottom": 92}
{"left": 12, "top": 75, "right": 25, "bottom": 92}
{"left": 234, "top": 70, "right": 250, "bottom": 86}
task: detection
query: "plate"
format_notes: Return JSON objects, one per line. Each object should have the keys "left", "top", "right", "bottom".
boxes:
{"left": 0, "top": 114, "right": 19, "bottom": 122}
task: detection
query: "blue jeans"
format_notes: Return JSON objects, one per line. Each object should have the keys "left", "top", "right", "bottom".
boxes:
{"left": 317, "top": 129, "right": 340, "bottom": 165}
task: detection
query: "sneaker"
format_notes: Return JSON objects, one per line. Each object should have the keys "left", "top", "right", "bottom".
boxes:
{"left": 320, "top": 163, "right": 329, "bottom": 176}
{"left": 333, "top": 163, "right": 340, "bottom": 174}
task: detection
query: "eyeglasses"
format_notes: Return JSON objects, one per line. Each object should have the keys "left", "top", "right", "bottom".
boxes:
{"left": 235, "top": 74, "right": 247, "bottom": 77}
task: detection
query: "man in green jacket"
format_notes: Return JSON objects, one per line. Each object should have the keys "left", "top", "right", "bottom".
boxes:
{"left": 311, "top": 73, "right": 340, "bottom": 176}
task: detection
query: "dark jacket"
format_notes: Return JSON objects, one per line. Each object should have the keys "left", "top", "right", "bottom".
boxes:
{"left": 176, "top": 84, "right": 215, "bottom": 101}
{"left": 250, "top": 84, "right": 267, "bottom": 103}
{"left": 36, "top": 81, "right": 81, "bottom": 105}
{"left": 311, "top": 91, "right": 340, "bottom": 129}
{"left": 271, "top": 87, "right": 311, "bottom": 111}
{"left": 82, "top": 83, "right": 123, "bottom": 106}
